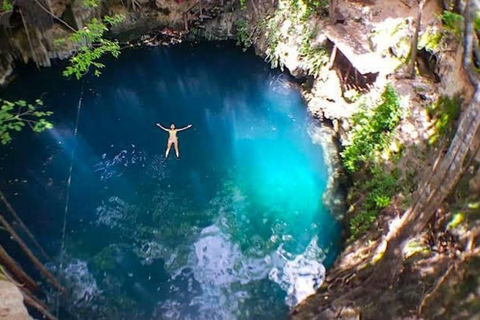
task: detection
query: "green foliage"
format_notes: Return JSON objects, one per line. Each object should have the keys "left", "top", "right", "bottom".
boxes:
{"left": 342, "top": 86, "right": 404, "bottom": 238}
{"left": 418, "top": 27, "right": 443, "bottom": 53}
{"left": 235, "top": 19, "right": 252, "bottom": 49}
{"left": 302, "top": 0, "right": 328, "bottom": 17}
{"left": 343, "top": 89, "right": 361, "bottom": 103}
{"left": 2, "top": 0, "right": 12, "bottom": 11}
{"left": 441, "top": 10, "right": 464, "bottom": 38}
{"left": 290, "top": 0, "right": 328, "bottom": 20}
{"left": 303, "top": 46, "right": 328, "bottom": 76}
{"left": 476, "top": 12, "right": 480, "bottom": 34}
{"left": 0, "top": 99, "right": 53, "bottom": 145}
{"left": 239, "top": 0, "right": 246, "bottom": 9}
{"left": 427, "top": 95, "right": 461, "bottom": 145}
{"left": 342, "top": 85, "right": 403, "bottom": 172}
{"left": 82, "top": 0, "right": 99, "bottom": 8}
{"left": 299, "top": 31, "right": 328, "bottom": 77}
{"left": 349, "top": 166, "right": 400, "bottom": 237}
{"left": 62, "top": 14, "right": 124, "bottom": 79}
{"left": 265, "top": 18, "right": 282, "bottom": 68}
{"left": 447, "top": 212, "right": 465, "bottom": 230}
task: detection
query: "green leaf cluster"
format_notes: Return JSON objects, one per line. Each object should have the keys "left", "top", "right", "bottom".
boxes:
{"left": 341, "top": 86, "right": 405, "bottom": 238}
{"left": 0, "top": 99, "right": 53, "bottom": 145}
{"left": 475, "top": 11, "right": 480, "bottom": 35}
{"left": 349, "top": 166, "right": 400, "bottom": 238}
{"left": 289, "top": 0, "right": 328, "bottom": 20}
{"left": 82, "top": 0, "right": 99, "bottom": 8}
{"left": 441, "top": 10, "right": 464, "bottom": 39}
{"left": 235, "top": 19, "right": 252, "bottom": 49}
{"left": 62, "top": 14, "right": 124, "bottom": 79}
{"left": 418, "top": 27, "right": 443, "bottom": 53}
{"left": 426, "top": 95, "right": 461, "bottom": 145}
{"left": 2, "top": 0, "right": 12, "bottom": 11}
{"left": 299, "top": 33, "right": 328, "bottom": 77}
{"left": 341, "top": 85, "right": 403, "bottom": 173}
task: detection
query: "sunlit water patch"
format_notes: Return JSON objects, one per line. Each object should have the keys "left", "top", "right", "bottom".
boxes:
{"left": 0, "top": 42, "right": 341, "bottom": 319}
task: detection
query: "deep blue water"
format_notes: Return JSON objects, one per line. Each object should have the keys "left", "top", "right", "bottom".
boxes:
{"left": 0, "top": 42, "right": 341, "bottom": 320}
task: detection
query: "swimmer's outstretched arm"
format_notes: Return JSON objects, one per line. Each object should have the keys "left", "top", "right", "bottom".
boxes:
{"left": 177, "top": 124, "right": 193, "bottom": 132}
{"left": 156, "top": 123, "right": 168, "bottom": 131}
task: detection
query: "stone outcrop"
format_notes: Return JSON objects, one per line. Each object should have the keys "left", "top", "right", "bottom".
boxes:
{"left": 0, "top": 280, "right": 32, "bottom": 320}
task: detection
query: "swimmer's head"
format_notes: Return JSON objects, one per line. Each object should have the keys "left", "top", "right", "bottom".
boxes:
{"left": 170, "top": 124, "right": 175, "bottom": 129}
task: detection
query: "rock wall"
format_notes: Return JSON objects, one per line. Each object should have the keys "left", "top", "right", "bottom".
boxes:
{"left": 0, "top": 0, "right": 203, "bottom": 85}
{"left": 0, "top": 280, "right": 32, "bottom": 320}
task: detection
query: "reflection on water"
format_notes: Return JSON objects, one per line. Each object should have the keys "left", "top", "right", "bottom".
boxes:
{"left": 0, "top": 42, "right": 341, "bottom": 319}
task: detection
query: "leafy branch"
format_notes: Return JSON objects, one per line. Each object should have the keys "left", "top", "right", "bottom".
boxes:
{"left": 59, "top": 14, "right": 125, "bottom": 79}
{"left": 0, "top": 99, "right": 53, "bottom": 145}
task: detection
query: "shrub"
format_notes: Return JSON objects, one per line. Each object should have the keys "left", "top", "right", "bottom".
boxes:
{"left": 441, "top": 11, "right": 464, "bottom": 39}
{"left": 342, "top": 85, "right": 402, "bottom": 172}
{"left": 235, "top": 19, "right": 252, "bottom": 49}
{"left": 427, "top": 95, "right": 461, "bottom": 145}
{"left": 349, "top": 167, "right": 400, "bottom": 238}
{"left": 2, "top": 0, "right": 12, "bottom": 11}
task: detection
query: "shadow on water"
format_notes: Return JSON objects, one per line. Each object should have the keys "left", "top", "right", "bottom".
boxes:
{"left": 0, "top": 41, "right": 342, "bottom": 320}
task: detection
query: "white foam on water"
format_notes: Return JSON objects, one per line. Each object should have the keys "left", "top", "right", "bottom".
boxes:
{"left": 155, "top": 223, "right": 327, "bottom": 319}
{"left": 54, "top": 259, "right": 101, "bottom": 308}
{"left": 269, "top": 236, "right": 326, "bottom": 307}
{"left": 93, "top": 146, "right": 147, "bottom": 181}
{"left": 191, "top": 225, "right": 239, "bottom": 286}
{"left": 154, "top": 224, "right": 271, "bottom": 320}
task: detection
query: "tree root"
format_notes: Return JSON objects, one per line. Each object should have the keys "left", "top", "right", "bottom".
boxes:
{"left": 418, "top": 263, "right": 455, "bottom": 315}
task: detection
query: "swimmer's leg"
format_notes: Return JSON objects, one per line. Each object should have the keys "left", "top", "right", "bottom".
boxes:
{"left": 166, "top": 141, "right": 173, "bottom": 158}
{"left": 174, "top": 141, "right": 179, "bottom": 158}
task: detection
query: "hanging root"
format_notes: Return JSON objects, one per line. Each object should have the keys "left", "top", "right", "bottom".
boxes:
{"left": 418, "top": 263, "right": 455, "bottom": 315}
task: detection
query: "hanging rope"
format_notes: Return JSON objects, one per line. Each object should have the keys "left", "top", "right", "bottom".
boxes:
{"left": 55, "top": 79, "right": 85, "bottom": 316}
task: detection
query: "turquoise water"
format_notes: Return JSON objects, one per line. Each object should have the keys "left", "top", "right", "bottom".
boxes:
{"left": 0, "top": 42, "right": 341, "bottom": 319}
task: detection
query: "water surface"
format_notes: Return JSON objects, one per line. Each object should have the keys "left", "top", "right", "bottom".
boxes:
{"left": 0, "top": 42, "right": 341, "bottom": 319}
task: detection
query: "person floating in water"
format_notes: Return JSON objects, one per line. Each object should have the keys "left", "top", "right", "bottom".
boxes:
{"left": 156, "top": 123, "right": 192, "bottom": 159}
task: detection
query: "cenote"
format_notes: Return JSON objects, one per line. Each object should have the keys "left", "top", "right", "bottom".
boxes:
{"left": 0, "top": 42, "right": 341, "bottom": 319}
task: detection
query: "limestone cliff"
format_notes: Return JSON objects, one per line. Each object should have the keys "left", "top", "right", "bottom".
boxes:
{"left": 0, "top": 280, "right": 32, "bottom": 320}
